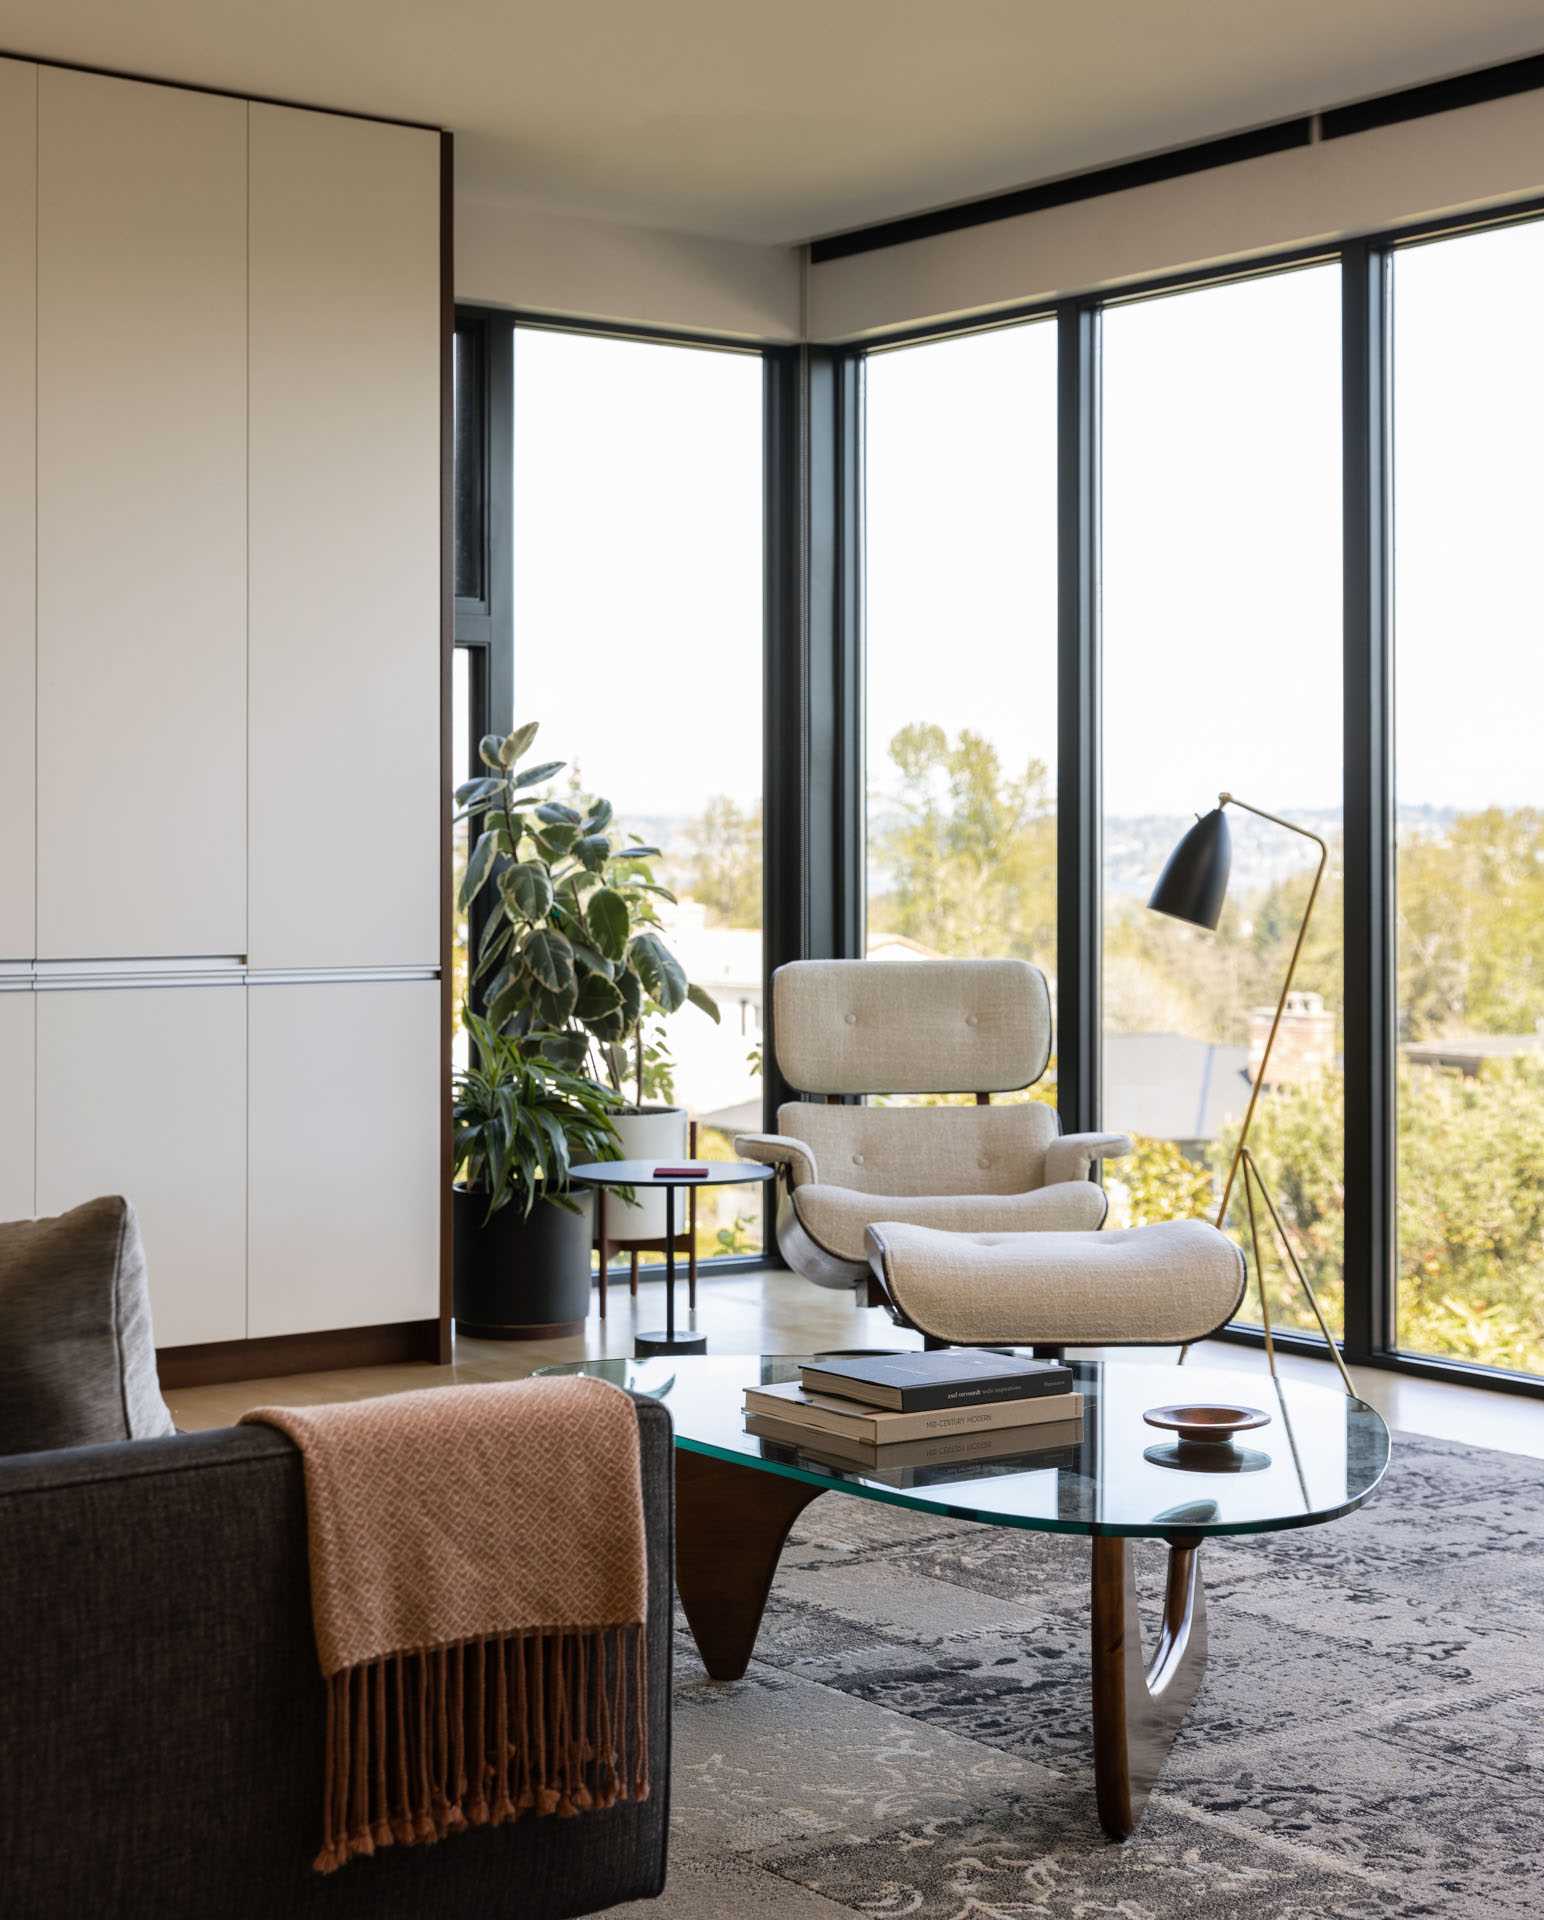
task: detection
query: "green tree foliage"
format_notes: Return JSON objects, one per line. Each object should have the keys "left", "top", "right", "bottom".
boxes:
{"left": 681, "top": 796, "right": 763, "bottom": 928}
{"left": 868, "top": 717, "right": 1544, "bottom": 1371}
{"left": 870, "top": 724, "right": 1056, "bottom": 965}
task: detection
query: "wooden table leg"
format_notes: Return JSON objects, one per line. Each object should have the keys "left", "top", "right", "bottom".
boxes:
{"left": 675, "top": 1449, "right": 824, "bottom": 1680}
{"left": 1090, "top": 1535, "right": 1208, "bottom": 1840}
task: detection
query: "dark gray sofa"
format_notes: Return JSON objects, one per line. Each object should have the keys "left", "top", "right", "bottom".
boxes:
{"left": 0, "top": 1396, "right": 672, "bottom": 1919}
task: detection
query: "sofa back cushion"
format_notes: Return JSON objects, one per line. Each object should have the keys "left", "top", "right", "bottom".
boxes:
{"left": 0, "top": 1196, "right": 174, "bottom": 1457}
{"left": 777, "top": 1099, "right": 1058, "bottom": 1197}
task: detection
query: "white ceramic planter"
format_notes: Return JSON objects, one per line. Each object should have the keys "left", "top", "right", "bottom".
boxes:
{"left": 608, "top": 1105, "right": 689, "bottom": 1240}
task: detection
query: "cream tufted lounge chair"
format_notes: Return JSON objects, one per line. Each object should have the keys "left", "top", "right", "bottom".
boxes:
{"left": 735, "top": 957, "right": 1133, "bottom": 1299}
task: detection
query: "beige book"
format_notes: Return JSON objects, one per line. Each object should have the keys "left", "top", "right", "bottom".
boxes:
{"left": 742, "top": 1378, "right": 1084, "bottom": 1445}
{"left": 745, "top": 1410, "right": 1084, "bottom": 1473}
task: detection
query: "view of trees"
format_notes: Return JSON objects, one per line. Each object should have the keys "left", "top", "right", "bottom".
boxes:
{"left": 867, "top": 721, "right": 1544, "bottom": 1374}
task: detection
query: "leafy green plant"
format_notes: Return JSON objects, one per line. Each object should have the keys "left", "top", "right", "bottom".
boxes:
{"left": 452, "top": 1012, "right": 621, "bottom": 1220}
{"left": 456, "top": 721, "right": 719, "bottom": 1107}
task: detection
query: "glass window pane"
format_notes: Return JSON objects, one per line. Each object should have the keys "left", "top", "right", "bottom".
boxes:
{"left": 1100, "top": 267, "right": 1344, "bottom": 1339}
{"left": 1393, "top": 223, "right": 1544, "bottom": 1375}
{"left": 864, "top": 321, "right": 1058, "bottom": 1113}
{"left": 511, "top": 329, "right": 765, "bottom": 1260}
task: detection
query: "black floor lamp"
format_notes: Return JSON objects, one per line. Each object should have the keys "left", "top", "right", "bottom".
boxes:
{"left": 1148, "top": 792, "right": 1356, "bottom": 1395}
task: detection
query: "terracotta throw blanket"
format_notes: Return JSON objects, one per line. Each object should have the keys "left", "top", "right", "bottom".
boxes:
{"left": 243, "top": 1376, "right": 648, "bottom": 1874}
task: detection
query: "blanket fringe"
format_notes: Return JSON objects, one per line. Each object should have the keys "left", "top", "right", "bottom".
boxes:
{"left": 315, "top": 1623, "right": 649, "bottom": 1874}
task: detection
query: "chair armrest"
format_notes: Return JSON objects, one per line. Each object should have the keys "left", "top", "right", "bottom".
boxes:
{"left": 733, "top": 1132, "right": 818, "bottom": 1188}
{"left": 1044, "top": 1131, "right": 1134, "bottom": 1186}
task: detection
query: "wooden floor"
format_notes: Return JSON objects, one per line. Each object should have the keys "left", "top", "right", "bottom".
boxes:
{"left": 165, "top": 1264, "right": 1544, "bottom": 1463}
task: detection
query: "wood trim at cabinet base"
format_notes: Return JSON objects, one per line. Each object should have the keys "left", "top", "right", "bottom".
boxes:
{"left": 157, "top": 1318, "right": 442, "bottom": 1389}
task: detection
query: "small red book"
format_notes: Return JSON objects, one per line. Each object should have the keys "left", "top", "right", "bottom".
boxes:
{"left": 654, "top": 1164, "right": 710, "bottom": 1178}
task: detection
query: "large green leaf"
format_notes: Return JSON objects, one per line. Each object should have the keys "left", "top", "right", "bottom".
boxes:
{"left": 458, "top": 829, "right": 502, "bottom": 909}
{"left": 574, "top": 832, "right": 611, "bottom": 874}
{"left": 535, "top": 801, "right": 582, "bottom": 826}
{"left": 613, "top": 844, "right": 661, "bottom": 861}
{"left": 472, "top": 922, "right": 513, "bottom": 984}
{"left": 575, "top": 972, "right": 625, "bottom": 1030}
{"left": 584, "top": 797, "right": 614, "bottom": 832}
{"left": 686, "top": 981, "right": 721, "bottom": 1024}
{"left": 629, "top": 931, "right": 687, "bottom": 1013}
{"left": 535, "top": 823, "right": 579, "bottom": 856}
{"left": 455, "top": 775, "right": 503, "bottom": 807}
{"left": 485, "top": 972, "right": 526, "bottom": 1032}
{"left": 523, "top": 927, "right": 576, "bottom": 995}
{"left": 616, "top": 967, "right": 643, "bottom": 1027}
{"left": 504, "top": 719, "right": 540, "bottom": 765}
{"left": 527, "top": 975, "right": 578, "bottom": 1027}
{"left": 510, "top": 758, "right": 565, "bottom": 791}
{"left": 586, "top": 887, "right": 630, "bottom": 961}
{"left": 498, "top": 861, "right": 554, "bottom": 921}
{"left": 479, "top": 733, "right": 509, "bottom": 770}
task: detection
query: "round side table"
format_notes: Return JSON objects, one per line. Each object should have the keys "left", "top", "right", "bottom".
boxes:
{"left": 569, "top": 1159, "right": 775, "bottom": 1357}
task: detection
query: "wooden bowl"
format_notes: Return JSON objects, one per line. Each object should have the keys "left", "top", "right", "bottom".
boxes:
{"left": 1143, "top": 1402, "right": 1271, "bottom": 1446}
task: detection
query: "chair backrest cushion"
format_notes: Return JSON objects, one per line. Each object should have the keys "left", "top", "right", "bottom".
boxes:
{"left": 778, "top": 1099, "right": 1058, "bottom": 1197}
{"left": 0, "top": 1195, "right": 174, "bottom": 1457}
{"left": 772, "top": 958, "right": 1052, "bottom": 1096}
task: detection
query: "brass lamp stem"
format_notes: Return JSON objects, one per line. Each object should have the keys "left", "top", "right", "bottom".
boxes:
{"left": 1177, "top": 793, "right": 1355, "bottom": 1396}
{"left": 1212, "top": 793, "right": 1328, "bottom": 1232}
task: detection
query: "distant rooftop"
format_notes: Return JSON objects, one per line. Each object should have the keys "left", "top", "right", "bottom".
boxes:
{"left": 1105, "top": 1031, "right": 1250, "bottom": 1146}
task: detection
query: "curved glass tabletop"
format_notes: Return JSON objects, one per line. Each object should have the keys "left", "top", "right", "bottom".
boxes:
{"left": 540, "top": 1354, "right": 1390, "bottom": 1541}
{"left": 570, "top": 1160, "right": 775, "bottom": 1189}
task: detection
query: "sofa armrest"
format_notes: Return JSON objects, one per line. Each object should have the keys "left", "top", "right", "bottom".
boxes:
{"left": 734, "top": 1131, "right": 818, "bottom": 1188}
{"left": 1044, "top": 1130, "right": 1134, "bottom": 1186}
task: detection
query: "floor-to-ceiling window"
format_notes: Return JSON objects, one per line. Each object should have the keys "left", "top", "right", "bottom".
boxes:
{"left": 1100, "top": 266, "right": 1344, "bottom": 1338}
{"left": 864, "top": 320, "right": 1059, "bottom": 1107}
{"left": 1391, "top": 222, "right": 1544, "bottom": 1375}
{"left": 510, "top": 326, "right": 766, "bottom": 1260}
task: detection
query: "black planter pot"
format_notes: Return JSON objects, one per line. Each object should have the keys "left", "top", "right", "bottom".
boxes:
{"left": 452, "top": 1186, "right": 595, "bottom": 1340}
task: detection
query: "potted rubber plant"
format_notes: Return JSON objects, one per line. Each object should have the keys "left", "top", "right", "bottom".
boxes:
{"left": 457, "top": 720, "right": 719, "bottom": 1242}
{"left": 451, "top": 1012, "right": 621, "bottom": 1338}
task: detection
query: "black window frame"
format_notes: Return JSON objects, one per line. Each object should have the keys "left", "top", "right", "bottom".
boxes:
{"left": 834, "top": 194, "right": 1544, "bottom": 1402}
{"left": 453, "top": 305, "right": 794, "bottom": 1274}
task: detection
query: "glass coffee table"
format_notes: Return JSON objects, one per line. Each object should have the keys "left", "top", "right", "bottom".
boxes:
{"left": 542, "top": 1353, "right": 1390, "bottom": 1840}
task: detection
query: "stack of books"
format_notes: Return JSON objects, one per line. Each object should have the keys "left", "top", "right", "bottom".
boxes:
{"left": 743, "top": 1350, "right": 1083, "bottom": 1486}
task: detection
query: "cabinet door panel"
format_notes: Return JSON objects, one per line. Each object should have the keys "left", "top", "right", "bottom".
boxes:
{"left": 248, "top": 982, "right": 439, "bottom": 1337}
{"left": 0, "top": 60, "right": 35, "bottom": 962}
{"left": 36, "top": 70, "right": 247, "bottom": 960}
{"left": 248, "top": 106, "right": 440, "bottom": 970}
{"left": 36, "top": 987, "right": 247, "bottom": 1348}
{"left": 0, "top": 994, "right": 35, "bottom": 1222}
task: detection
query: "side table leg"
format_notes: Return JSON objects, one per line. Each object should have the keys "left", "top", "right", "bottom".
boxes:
{"left": 1090, "top": 1535, "right": 1208, "bottom": 1840}
{"left": 675, "top": 1449, "right": 825, "bottom": 1680}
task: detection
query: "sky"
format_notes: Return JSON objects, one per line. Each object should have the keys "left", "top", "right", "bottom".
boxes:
{"left": 477, "top": 217, "right": 1543, "bottom": 870}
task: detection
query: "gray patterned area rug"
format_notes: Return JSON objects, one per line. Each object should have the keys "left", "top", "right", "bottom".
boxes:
{"left": 613, "top": 1431, "right": 1544, "bottom": 1920}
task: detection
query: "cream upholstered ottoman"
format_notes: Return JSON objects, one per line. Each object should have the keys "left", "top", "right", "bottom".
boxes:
{"left": 864, "top": 1217, "right": 1246, "bottom": 1348}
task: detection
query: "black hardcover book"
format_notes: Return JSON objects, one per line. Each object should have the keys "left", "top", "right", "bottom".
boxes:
{"left": 799, "top": 1350, "right": 1073, "bottom": 1413}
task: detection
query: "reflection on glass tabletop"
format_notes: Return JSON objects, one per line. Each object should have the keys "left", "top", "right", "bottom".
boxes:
{"left": 568, "top": 1160, "right": 776, "bottom": 1188}
{"left": 539, "top": 1354, "right": 1390, "bottom": 1541}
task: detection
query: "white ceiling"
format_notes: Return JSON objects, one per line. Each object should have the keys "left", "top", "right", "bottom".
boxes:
{"left": 3, "top": 1, "right": 1543, "bottom": 245}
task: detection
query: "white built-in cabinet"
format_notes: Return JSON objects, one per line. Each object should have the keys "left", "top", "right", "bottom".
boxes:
{"left": 248, "top": 107, "right": 441, "bottom": 971}
{"left": 36, "top": 986, "right": 247, "bottom": 1349}
{"left": 36, "top": 70, "right": 249, "bottom": 961}
{"left": 0, "top": 61, "right": 35, "bottom": 965}
{"left": 0, "top": 995, "right": 34, "bottom": 1223}
{"left": 0, "top": 56, "right": 443, "bottom": 1357}
{"left": 249, "top": 982, "right": 441, "bottom": 1337}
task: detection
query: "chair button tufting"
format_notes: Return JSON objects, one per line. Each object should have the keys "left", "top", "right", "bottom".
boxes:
{"left": 844, "top": 1011, "right": 857, "bottom": 1025}
{"left": 977, "top": 1156, "right": 991, "bottom": 1170}
{"left": 852, "top": 1153, "right": 864, "bottom": 1166}
{"left": 964, "top": 1013, "right": 978, "bottom": 1026}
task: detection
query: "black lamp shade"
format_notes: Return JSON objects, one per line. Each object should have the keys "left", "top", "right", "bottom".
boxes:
{"left": 1148, "top": 806, "right": 1232, "bottom": 930}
